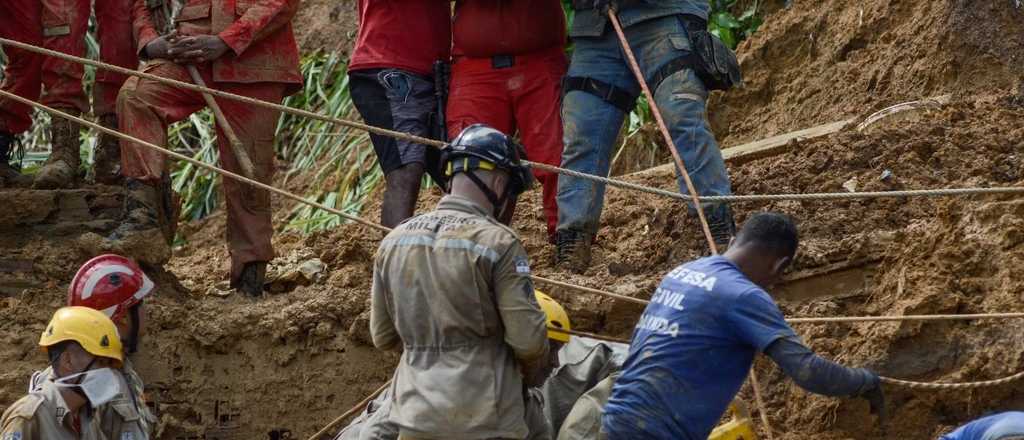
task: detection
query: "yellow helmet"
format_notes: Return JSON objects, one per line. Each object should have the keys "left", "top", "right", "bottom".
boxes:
{"left": 535, "top": 290, "right": 571, "bottom": 343}
{"left": 39, "top": 306, "right": 124, "bottom": 365}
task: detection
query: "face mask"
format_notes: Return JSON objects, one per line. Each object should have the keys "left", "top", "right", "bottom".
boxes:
{"left": 53, "top": 368, "right": 121, "bottom": 407}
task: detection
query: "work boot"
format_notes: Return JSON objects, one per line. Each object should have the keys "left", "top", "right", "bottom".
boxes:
{"left": 555, "top": 229, "right": 593, "bottom": 274}
{"left": 234, "top": 261, "right": 267, "bottom": 297}
{"left": 93, "top": 114, "right": 122, "bottom": 185}
{"left": 112, "top": 178, "right": 178, "bottom": 244}
{"left": 34, "top": 116, "right": 81, "bottom": 189}
{"left": 0, "top": 131, "right": 32, "bottom": 188}
{"left": 707, "top": 206, "right": 737, "bottom": 253}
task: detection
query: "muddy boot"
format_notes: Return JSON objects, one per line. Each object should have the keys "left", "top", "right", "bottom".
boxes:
{"left": 105, "top": 178, "right": 174, "bottom": 265}
{"left": 555, "top": 229, "right": 593, "bottom": 274}
{"left": 34, "top": 116, "right": 81, "bottom": 189}
{"left": 0, "top": 131, "right": 32, "bottom": 188}
{"left": 707, "top": 206, "right": 737, "bottom": 252}
{"left": 93, "top": 114, "right": 122, "bottom": 185}
{"left": 234, "top": 261, "right": 267, "bottom": 297}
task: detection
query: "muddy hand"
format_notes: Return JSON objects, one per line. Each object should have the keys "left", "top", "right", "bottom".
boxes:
{"left": 860, "top": 375, "right": 887, "bottom": 432}
{"left": 143, "top": 31, "right": 177, "bottom": 60}
{"left": 167, "top": 35, "right": 230, "bottom": 64}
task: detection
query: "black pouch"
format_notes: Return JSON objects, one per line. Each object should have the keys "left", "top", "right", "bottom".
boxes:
{"left": 682, "top": 17, "right": 742, "bottom": 91}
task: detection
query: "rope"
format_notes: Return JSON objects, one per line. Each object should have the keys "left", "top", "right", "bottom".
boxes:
{"left": 607, "top": 10, "right": 719, "bottom": 254}
{"left": 552, "top": 327, "right": 632, "bottom": 344}
{"left": 788, "top": 312, "right": 1024, "bottom": 324}
{"left": 880, "top": 371, "right": 1024, "bottom": 390}
{"left": 4, "top": 37, "right": 1020, "bottom": 206}
{"left": 306, "top": 380, "right": 391, "bottom": 440}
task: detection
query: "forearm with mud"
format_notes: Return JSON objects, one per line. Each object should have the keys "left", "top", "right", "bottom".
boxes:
{"left": 765, "top": 336, "right": 875, "bottom": 396}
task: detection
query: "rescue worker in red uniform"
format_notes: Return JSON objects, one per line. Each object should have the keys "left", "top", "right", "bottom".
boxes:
{"left": 1, "top": 0, "right": 137, "bottom": 188}
{"left": 447, "top": 0, "right": 568, "bottom": 241}
{"left": 116, "top": 0, "right": 303, "bottom": 296}
{"left": 348, "top": 0, "right": 451, "bottom": 228}
{"left": 0, "top": 0, "right": 42, "bottom": 187}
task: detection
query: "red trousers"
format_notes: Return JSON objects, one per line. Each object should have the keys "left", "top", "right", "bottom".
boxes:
{"left": 0, "top": 0, "right": 136, "bottom": 134}
{"left": 118, "top": 60, "right": 285, "bottom": 281}
{"left": 446, "top": 46, "right": 568, "bottom": 239}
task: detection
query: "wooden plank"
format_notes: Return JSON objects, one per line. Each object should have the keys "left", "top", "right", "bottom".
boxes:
{"left": 629, "top": 118, "right": 854, "bottom": 177}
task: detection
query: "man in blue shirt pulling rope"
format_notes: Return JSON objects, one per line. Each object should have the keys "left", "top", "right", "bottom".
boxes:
{"left": 602, "top": 212, "right": 885, "bottom": 439}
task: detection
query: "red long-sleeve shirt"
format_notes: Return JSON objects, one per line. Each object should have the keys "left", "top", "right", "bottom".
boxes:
{"left": 452, "top": 0, "right": 566, "bottom": 58}
{"left": 349, "top": 0, "right": 452, "bottom": 76}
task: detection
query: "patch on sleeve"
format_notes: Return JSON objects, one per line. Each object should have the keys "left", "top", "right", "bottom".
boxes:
{"left": 4, "top": 432, "right": 23, "bottom": 440}
{"left": 515, "top": 257, "right": 531, "bottom": 274}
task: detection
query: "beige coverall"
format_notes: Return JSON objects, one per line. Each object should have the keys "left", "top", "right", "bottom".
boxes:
{"left": 0, "top": 381, "right": 103, "bottom": 440}
{"left": 371, "top": 195, "right": 549, "bottom": 439}
{"left": 29, "top": 360, "right": 155, "bottom": 440}
{"left": 555, "top": 373, "right": 619, "bottom": 440}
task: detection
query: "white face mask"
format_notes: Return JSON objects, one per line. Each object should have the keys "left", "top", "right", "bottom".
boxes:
{"left": 53, "top": 368, "right": 121, "bottom": 407}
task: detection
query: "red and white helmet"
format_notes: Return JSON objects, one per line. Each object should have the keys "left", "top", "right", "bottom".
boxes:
{"left": 68, "top": 254, "right": 154, "bottom": 323}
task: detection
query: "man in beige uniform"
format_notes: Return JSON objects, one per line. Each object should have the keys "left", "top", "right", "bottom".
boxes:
{"left": 371, "top": 124, "right": 549, "bottom": 440}
{"left": 1, "top": 307, "right": 126, "bottom": 440}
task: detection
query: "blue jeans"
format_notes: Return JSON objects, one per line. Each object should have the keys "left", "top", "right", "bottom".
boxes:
{"left": 557, "top": 15, "right": 732, "bottom": 236}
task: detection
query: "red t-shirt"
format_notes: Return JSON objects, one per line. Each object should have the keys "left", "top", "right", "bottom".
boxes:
{"left": 452, "top": 0, "right": 567, "bottom": 58}
{"left": 349, "top": 0, "right": 452, "bottom": 76}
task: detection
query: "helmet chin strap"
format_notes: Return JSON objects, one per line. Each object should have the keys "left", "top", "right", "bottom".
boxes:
{"left": 464, "top": 171, "right": 511, "bottom": 219}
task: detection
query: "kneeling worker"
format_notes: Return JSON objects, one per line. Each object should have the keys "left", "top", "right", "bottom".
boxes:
{"left": 1, "top": 307, "right": 126, "bottom": 439}
{"left": 371, "top": 124, "right": 550, "bottom": 440}
{"left": 603, "top": 212, "right": 885, "bottom": 439}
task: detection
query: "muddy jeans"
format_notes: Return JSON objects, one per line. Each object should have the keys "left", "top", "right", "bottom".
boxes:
{"left": 557, "top": 14, "right": 732, "bottom": 237}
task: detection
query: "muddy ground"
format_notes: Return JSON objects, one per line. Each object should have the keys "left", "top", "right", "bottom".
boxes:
{"left": 2, "top": 0, "right": 1024, "bottom": 439}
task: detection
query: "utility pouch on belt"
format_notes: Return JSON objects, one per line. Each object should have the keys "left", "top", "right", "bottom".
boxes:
{"left": 679, "top": 15, "right": 742, "bottom": 91}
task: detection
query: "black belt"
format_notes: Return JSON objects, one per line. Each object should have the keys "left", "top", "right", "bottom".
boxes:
{"left": 561, "top": 76, "right": 638, "bottom": 113}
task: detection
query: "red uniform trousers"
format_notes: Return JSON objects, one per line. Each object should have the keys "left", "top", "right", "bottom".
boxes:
{"left": 118, "top": 60, "right": 284, "bottom": 281}
{"left": 446, "top": 46, "right": 568, "bottom": 239}
{"left": 41, "top": 0, "right": 138, "bottom": 115}
{"left": 0, "top": 0, "right": 44, "bottom": 134}
{"left": 0, "top": 0, "right": 137, "bottom": 134}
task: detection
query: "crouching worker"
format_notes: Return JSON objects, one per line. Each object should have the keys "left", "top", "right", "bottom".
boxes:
{"left": 370, "top": 124, "right": 550, "bottom": 440}
{"left": 599, "top": 213, "right": 885, "bottom": 439}
{"left": 1, "top": 307, "right": 126, "bottom": 439}
{"left": 339, "top": 290, "right": 571, "bottom": 440}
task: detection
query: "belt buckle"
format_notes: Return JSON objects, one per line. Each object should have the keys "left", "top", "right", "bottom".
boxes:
{"left": 492, "top": 55, "right": 515, "bottom": 69}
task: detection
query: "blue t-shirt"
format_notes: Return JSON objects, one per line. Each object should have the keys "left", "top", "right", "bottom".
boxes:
{"left": 941, "top": 412, "right": 1024, "bottom": 440}
{"left": 602, "top": 256, "right": 797, "bottom": 440}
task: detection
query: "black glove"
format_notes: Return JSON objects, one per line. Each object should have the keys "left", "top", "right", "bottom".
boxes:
{"left": 859, "top": 372, "right": 886, "bottom": 430}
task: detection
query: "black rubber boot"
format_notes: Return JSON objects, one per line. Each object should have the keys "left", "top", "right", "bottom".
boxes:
{"left": 93, "top": 114, "right": 123, "bottom": 185}
{"left": 234, "top": 261, "right": 267, "bottom": 297}
{"left": 555, "top": 228, "right": 594, "bottom": 274}
{"left": 707, "top": 205, "right": 737, "bottom": 252}
{"left": 381, "top": 163, "right": 425, "bottom": 228}
{"left": 0, "top": 131, "right": 32, "bottom": 188}
{"left": 34, "top": 116, "right": 81, "bottom": 189}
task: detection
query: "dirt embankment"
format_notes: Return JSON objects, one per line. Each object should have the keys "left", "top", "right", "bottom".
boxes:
{"left": 711, "top": 0, "right": 1024, "bottom": 146}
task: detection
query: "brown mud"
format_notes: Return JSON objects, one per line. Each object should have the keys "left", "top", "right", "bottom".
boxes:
{"left": 2, "top": 1, "right": 1024, "bottom": 439}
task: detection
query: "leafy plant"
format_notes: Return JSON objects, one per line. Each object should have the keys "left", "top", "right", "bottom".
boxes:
{"left": 709, "top": 0, "right": 764, "bottom": 49}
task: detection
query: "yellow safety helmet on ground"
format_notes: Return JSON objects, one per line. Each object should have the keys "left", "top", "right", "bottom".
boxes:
{"left": 535, "top": 290, "right": 571, "bottom": 343}
{"left": 39, "top": 306, "right": 124, "bottom": 365}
